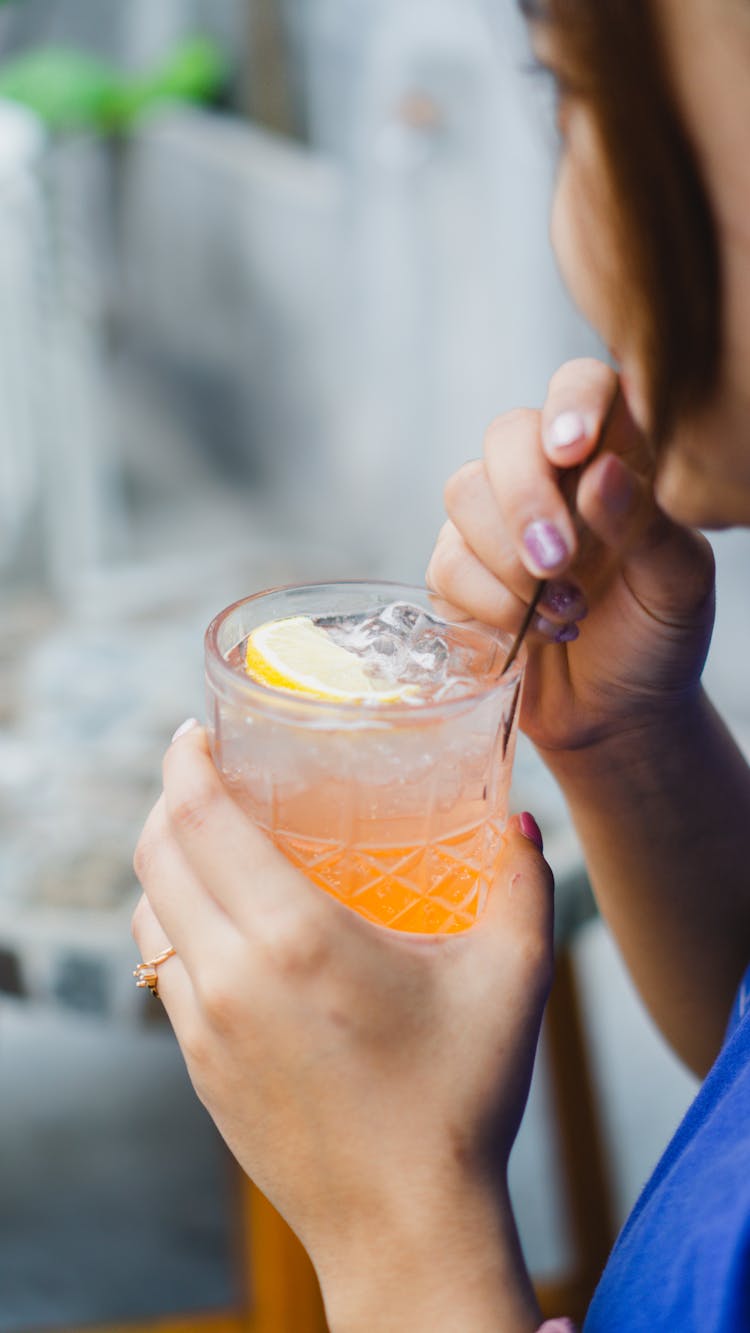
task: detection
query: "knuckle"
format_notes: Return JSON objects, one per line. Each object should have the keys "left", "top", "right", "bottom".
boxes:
{"left": 484, "top": 407, "right": 539, "bottom": 452}
{"left": 427, "top": 530, "right": 449, "bottom": 591}
{"left": 429, "top": 531, "right": 467, "bottom": 591}
{"left": 197, "top": 972, "right": 239, "bottom": 1035}
{"left": 133, "top": 835, "right": 155, "bottom": 885}
{"left": 444, "top": 460, "right": 483, "bottom": 513}
{"left": 548, "top": 357, "right": 614, "bottom": 403}
{"left": 168, "top": 782, "right": 217, "bottom": 837}
{"left": 261, "top": 905, "right": 330, "bottom": 979}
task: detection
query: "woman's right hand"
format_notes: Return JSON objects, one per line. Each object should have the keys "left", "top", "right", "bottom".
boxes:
{"left": 427, "top": 359, "right": 717, "bottom": 757}
{"left": 133, "top": 727, "right": 554, "bottom": 1333}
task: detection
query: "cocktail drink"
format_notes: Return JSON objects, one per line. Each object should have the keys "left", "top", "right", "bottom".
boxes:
{"left": 205, "top": 583, "right": 525, "bottom": 935}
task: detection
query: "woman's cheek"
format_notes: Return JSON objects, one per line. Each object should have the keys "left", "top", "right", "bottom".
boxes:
{"left": 549, "top": 103, "right": 630, "bottom": 360}
{"left": 551, "top": 160, "right": 610, "bottom": 344}
{"left": 549, "top": 165, "right": 579, "bottom": 301}
{"left": 551, "top": 168, "right": 653, "bottom": 435}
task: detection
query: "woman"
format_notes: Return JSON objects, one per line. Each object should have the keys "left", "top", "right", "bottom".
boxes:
{"left": 132, "top": 0, "right": 750, "bottom": 1328}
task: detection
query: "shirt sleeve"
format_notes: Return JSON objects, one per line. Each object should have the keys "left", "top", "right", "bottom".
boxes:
{"left": 725, "top": 960, "right": 750, "bottom": 1043}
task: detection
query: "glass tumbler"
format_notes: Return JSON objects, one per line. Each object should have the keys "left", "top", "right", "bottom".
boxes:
{"left": 205, "top": 582, "right": 525, "bottom": 934}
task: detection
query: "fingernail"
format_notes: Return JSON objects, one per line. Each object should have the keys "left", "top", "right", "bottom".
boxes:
{"left": 540, "top": 580, "right": 588, "bottom": 620}
{"left": 599, "top": 454, "right": 637, "bottom": 518}
{"left": 546, "top": 410, "right": 589, "bottom": 451}
{"left": 519, "top": 812, "right": 544, "bottom": 852}
{"left": 522, "top": 520, "right": 571, "bottom": 573}
{"left": 554, "top": 623, "right": 580, "bottom": 645}
{"left": 535, "top": 616, "right": 581, "bottom": 645}
{"left": 171, "top": 718, "right": 199, "bottom": 743}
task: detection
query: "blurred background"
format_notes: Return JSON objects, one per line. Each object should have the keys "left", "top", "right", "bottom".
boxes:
{"left": 2, "top": 1, "right": 750, "bottom": 1329}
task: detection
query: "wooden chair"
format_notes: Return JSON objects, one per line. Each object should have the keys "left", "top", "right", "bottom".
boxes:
{"left": 535, "top": 943, "right": 617, "bottom": 1324}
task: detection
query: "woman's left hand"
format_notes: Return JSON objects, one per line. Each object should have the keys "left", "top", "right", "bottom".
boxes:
{"left": 132, "top": 724, "right": 553, "bottom": 1331}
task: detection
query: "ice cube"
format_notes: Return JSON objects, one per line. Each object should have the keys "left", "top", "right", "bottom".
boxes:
{"left": 323, "top": 613, "right": 378, "bottom": 654}
{"left": 314, "top": 602, "right": 493, "bottom": 703}
{"left": 369, "top": 633, "right": 403, "bottom": 658}
{"left": 378, "top": 601, "right": 426, "bottom": 635}
{"left": 412, "top": 632, "right": 449, "bottom": 670}
{"left": 364, "top": 636, "right": 405, "bottom": 678}
{"left": 345, "top": 623, "right": 381, "bottom": 653}
{"left": 409, "top": 651, "right": 442, "bottom": 678}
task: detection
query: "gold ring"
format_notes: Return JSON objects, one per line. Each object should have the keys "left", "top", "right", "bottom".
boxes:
{"left": 133, "top": 945, "right": 176, "bottom": 999}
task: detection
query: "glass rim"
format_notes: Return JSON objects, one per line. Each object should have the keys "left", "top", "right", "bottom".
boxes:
{"left": 205, "top": 580, "right": 526, "bottom": 723}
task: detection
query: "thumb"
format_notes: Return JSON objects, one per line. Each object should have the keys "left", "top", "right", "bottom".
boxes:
{"left": 471, "top": 814, "right": 555, "bottom": 988}
{"left": 577, "top": 451, "right": 716, "bottom": 628}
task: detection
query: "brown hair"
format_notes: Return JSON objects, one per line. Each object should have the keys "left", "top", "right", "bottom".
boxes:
{"left": 520, "top": 0, "right": 722, "bottom": 444}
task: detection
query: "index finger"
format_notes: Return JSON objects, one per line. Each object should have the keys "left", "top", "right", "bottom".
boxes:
{"left": 483, "top": 408, "right": 579, "bottom": 579}
{"left": 162, "top": 724, "right": 323, "bottom": 927}
{"left": 541, "top": 358, "right": 620, "bottom": 467}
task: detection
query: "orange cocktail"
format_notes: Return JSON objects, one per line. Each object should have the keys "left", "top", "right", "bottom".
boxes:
{"left": 205, "top": 583, "right": 524, "bottom": 935}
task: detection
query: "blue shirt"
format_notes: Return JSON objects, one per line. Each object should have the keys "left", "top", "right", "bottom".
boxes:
{"left": 585, "top": 965, "right": 750, "bottom": 1331}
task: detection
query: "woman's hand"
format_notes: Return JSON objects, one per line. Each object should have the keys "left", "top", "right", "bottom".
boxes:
{"left": 427, "top": 359, "right": 716, "bottom": 755}
{"left": 132, "top": 725, "right": 552, "bottom": 1332}
{"left": 426, "top": 359, "right": 750, "bottom": 1074}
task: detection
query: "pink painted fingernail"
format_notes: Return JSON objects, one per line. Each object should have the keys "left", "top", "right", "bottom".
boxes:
{"left": 171, "top": 718, "right": 199, "bottom": 743}
{"left": 534, "top": 615, "right": 581, "bottom": 645}
{"left": 519, "top": 812, "right": 544, "bottom": 852}
{"left": 547, "top": 410, "right": 589, "bottom": 451}
{"left": 523, "top": 520, "right": 571, "bottom": 573}
{"left": 554, "top": 623, "right": 580, "bottom": 645}
{"left": 540, "top": 581, "right": 588, "bottom": 621}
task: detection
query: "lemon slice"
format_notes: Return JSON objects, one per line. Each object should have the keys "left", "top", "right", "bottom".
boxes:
{"left": 244, "top": 616, "right": 415, "bottom": 703}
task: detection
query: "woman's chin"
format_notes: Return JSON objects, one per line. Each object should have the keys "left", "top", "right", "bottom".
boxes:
{"left": 654, "top": 460, "right": 750, "bottom": 530}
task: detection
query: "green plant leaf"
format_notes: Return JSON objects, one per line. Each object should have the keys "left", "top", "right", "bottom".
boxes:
{"left": 109, "top": 38, "right": 227, "bottom": 130}
{"left": 0, "top": 37, "right": 227, "bottom": 133}
{"left": 0, "top": 48, "right": 124, "bottom": 129}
